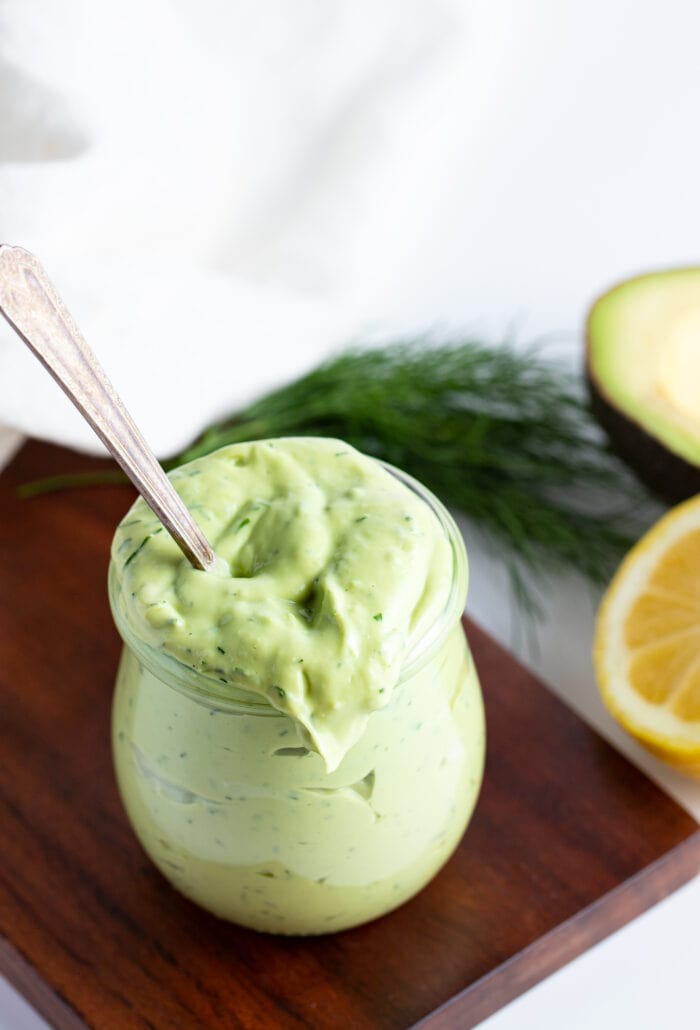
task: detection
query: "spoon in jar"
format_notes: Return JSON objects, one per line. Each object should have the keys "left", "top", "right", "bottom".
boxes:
{"left": 0, "top": 244, "right": 220, "bottom": 572}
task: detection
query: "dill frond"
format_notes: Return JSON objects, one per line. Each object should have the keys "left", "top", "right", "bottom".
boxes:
{"left": 22, "top": 338, "right": 655, "bottom": 608}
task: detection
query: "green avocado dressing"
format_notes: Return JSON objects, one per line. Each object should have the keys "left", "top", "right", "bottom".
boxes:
{"left": 110, "top": 438, "right": 485, "bottom": 933}
{"left": 111, "top": 438, "right": 453, "bottom": 771}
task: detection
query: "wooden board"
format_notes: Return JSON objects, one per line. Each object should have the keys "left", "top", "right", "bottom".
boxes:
{"left": 1, "top": 440, "right": 699, "bottom": 1030}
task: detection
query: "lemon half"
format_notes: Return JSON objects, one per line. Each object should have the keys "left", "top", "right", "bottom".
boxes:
{"left": 595, "top": 495, "right": 700, "bottom": 775}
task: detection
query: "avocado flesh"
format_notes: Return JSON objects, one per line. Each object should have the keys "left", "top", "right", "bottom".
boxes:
{"left": 587, "top": 268, "right": 700, "bottom": 503}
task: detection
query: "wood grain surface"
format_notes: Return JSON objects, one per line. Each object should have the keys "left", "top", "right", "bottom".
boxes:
{"left": 1, "top": 440, "right": 699, "bottom": 1030}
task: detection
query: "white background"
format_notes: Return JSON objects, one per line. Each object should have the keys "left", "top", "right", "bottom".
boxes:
{"left": 3, "top": 0, "right": 700, "bottom": 1026}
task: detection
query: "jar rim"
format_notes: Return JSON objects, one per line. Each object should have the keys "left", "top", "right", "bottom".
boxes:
{"left": 108, "top": 457, "right": 468, "bottom": 713}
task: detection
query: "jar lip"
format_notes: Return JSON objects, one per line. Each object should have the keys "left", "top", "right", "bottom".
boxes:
{"left": 378, "top": 460, "right": 468, "bottom": 681}
{"left": 109, "top": 457, "right": 468, "bottom": 710}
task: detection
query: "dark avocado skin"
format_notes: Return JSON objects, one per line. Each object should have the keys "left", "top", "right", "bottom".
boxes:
{"left": 586, "top": 360, "right": 700, "bottom": 505}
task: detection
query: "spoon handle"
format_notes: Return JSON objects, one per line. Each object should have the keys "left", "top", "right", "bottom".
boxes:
{"left": 0, "top": 245, "right": 216, "bottom": 571}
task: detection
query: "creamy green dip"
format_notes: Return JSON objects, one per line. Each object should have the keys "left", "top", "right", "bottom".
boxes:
{"left": 112, "top": 622, "right": 483, "bottom": 934}
{"left": 111, "top": 438, "right": 453, "bottom": 771}
{"left": 110, "top": 438, "right": 485, "bottom": 933}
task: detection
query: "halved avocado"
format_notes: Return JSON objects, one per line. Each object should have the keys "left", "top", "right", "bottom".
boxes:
{"left": 587, "top": 268, "right": 700, "bottom": 503}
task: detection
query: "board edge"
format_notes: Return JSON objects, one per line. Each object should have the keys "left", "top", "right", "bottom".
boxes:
{"left": 413, "top": 828, "right": 700, "bottom": 1029}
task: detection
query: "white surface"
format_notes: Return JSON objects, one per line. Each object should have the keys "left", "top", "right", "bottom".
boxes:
{"left": 3, "top": 1, "right": 700, "bottom": 1027}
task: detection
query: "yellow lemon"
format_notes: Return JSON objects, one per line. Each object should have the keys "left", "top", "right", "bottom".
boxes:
{"left": 594, "top": 494, "right": 700, "bottom": 775}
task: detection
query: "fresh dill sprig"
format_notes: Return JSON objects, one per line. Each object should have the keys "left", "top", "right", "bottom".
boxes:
{"left": 20, "top": 338, "right": 655, "bottom": 610}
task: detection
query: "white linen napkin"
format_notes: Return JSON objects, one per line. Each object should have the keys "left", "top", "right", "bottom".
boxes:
{"left": 0, "top": 0, "right": 469, "bottom": 456}
{"left": 4, "top": 1, "right": 700, "bottom": 462}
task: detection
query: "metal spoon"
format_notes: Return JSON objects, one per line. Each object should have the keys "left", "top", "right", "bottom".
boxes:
{"left": 0, "top": 244, "right": 217, "bottom": 571}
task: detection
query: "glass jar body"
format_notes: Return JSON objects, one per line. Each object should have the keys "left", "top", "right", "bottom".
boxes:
{"left": 111, "top": 620, "right": 484, "bottom": 935}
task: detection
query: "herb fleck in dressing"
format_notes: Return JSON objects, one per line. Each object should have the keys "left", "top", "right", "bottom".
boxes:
{"left": 110, "top": 438, "right": 484, "bottom": 934}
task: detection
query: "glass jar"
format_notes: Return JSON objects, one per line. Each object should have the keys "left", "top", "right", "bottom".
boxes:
{"left": 109, "top": 465, "right": 485, "bottom": 935}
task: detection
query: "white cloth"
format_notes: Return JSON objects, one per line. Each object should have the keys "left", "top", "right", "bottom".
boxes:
{"left": 0, "top": 0, "right": 469, "bottom": 456}
{"left": 2, "top": 0, "right": 700, "bottom": 466}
